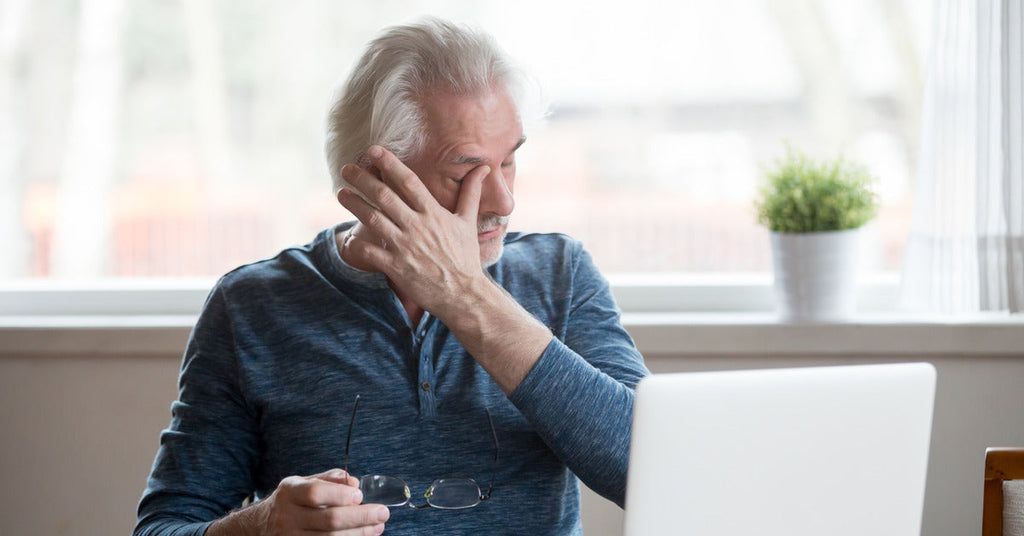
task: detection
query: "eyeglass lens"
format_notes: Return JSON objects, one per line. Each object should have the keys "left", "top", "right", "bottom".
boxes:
{"left": 360, "top": 475, "right": 411, "bottom": 507}
{"left": 359, "top": 475, "right": 483, "bottom": 509}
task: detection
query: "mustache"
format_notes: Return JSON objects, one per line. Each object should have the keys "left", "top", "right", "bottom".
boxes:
{"left": 478, "top": 215, "right": 510, "bottom": 232}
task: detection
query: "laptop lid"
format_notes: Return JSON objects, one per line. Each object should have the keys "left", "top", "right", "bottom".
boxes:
{"left": 623, "top": 363, "right": 936, "bottom": 536}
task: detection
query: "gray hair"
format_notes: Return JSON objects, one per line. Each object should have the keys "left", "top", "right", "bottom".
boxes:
{"left": 324, "top": 17, "right": 529, "bottom": 192}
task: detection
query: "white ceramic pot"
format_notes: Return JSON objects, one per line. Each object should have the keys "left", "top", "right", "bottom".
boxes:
{"left": 770, "top": 229, "right": 860, "bottom": 322}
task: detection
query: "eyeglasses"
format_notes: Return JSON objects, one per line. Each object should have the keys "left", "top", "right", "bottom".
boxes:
{"left": 343, "top": 395, "right": 499, "bottom": 509}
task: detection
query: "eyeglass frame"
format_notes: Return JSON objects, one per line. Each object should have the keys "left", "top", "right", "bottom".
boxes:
{"left": 343, "top": 394, "right": 499, "bottom": 509}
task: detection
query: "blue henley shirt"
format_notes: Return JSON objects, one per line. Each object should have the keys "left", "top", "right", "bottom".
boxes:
{"left": 135, "top": 223, "right": 649, "bottom": 536}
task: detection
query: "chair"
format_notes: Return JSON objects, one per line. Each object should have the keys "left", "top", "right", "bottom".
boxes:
{"left": 984, "top": 448, "right": 1024, "bottom": 536}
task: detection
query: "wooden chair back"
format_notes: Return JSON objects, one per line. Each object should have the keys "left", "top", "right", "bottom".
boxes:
{"left": 984, "top": 448, "right": 1024, "bottom": 536}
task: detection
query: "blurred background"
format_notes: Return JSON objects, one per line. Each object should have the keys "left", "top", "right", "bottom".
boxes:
{"left": 0, "top": 0, "right": 932, "bottom": 279}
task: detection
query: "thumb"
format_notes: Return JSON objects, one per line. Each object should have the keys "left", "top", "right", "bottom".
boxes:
{"left": 315, "top": 468, "right": 359, "bottom": 487}
{"left": 456, "top": 165, "right": 489, "bottom": 221}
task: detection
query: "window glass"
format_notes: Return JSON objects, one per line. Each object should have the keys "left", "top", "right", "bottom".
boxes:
{"left": 1, "top": 0, "right": 931, "bottom": 278}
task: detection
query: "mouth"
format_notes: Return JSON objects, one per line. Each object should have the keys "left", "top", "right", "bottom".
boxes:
{"left": 477, "top": 215, "right": 510, "bottom": 242}
{"left": 477, "top": 225, "right": 504, "bottom": 242}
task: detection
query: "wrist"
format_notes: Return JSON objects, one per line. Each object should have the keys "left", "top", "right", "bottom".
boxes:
{"left": 207, "top": 499, "right": 267, "bottom": 536}
{"left": 436, "top": 271, "right": 508, "bottom": 333}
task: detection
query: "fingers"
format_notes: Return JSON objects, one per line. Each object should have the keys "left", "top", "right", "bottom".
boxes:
{"left": 339, "top": 146, "right": 434, "bottom": 220}
{"left": 337, "top": 186, "right": 402, "bottom": 243}
{"left": 278, "top": 474, "right": 363, "bottom": 508}
{"left": 271, "top": 473, "right": 389, "bottom": 534}
{"left": 365, "top": 145, "right": 436, "bottom": 212}
{"left": 331, "top": 521, "right": 387, "bottom": 536}
{"left": 339, "top": 164, "right": 414, "bottom": 229}
{"left": 339, "top": 229, "right": 394, "bottom": 274}
{"left": 301, "top": 503, "right": 389, "bottom": 533}
{"left": 456, "top": 165, "right": 489, "bottom": 223}
{"left": 314, "top": 468, "right": 360, "bottom": 488}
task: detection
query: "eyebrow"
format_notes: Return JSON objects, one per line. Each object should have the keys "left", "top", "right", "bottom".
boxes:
{"left": 448, "top": 136, "right": 527, "bottom": 165}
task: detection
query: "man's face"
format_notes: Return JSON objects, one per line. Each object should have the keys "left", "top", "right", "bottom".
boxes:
{"left": 404, "top": 86, "right": 523, "bottom": 267}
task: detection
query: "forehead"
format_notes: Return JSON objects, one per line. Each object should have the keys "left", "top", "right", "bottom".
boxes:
{"left": 418, "top": 87, "right": 523, "bottom": 160}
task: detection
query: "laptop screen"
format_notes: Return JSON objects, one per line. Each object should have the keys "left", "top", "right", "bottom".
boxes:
{"left": 623, "top": 363, "right": 936, "bottom": 536}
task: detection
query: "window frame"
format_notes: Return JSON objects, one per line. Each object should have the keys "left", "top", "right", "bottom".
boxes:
{"left": 0, "top": 274, "right": 900, "bottom": 317}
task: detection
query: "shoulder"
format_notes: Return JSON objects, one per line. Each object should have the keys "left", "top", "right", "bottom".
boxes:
{"left": 213, "top": 229, "right": 333, "bottom": 302}
{"left": 500, "top": 232, "right": 585, "bottom": 267}
{"left": 491, "top": 232, "right": 599, "bottom": 291}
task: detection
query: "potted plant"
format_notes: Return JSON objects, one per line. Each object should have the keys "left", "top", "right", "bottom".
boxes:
{"left": 754, "top": 146, "right": 879, "bottom": 321}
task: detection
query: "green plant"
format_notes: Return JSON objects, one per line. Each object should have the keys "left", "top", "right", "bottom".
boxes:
{"left": 755, "top": 147, "right": 879, "bottom": 233}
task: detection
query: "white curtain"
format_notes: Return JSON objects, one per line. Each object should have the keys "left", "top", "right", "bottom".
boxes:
{"left": 901, "top": 0, "right": 1023, "bottom": 314}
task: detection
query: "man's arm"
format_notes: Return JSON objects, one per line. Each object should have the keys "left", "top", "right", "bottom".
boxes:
{"left": 135, "top": 286, "right": 389, "bottom": 536}
{"left": 506, "top": 242, "right": 648, "bottom": 506}
{"left": 338, "top": 147, "right": 649, "bottom": 505}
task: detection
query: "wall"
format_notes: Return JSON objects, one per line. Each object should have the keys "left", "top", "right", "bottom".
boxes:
{"left": 1, "top": 345, "right": 1022, "bottom": 535}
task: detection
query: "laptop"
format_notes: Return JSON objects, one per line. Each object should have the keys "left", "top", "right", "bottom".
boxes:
{"left": 623, "top": 363, "right": 936, "bottom": 536}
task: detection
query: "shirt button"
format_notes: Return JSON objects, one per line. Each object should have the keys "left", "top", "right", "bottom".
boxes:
{"left": 421, "top": 381, "right": 431, "bottom": 391}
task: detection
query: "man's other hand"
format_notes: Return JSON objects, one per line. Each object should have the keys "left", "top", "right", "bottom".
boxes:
{"left": 207, "top": 469, "right": 389, "bottom": 536}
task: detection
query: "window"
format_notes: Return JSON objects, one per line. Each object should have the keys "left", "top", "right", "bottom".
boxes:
{"left": 2, "top": 0, "right": 931, "bottom": 280}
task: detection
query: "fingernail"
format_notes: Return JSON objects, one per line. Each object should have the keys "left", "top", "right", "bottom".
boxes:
{"left": 369, "top": 146, "right": 383, "bottom": 158}
{"left": 376, "top": 506, "right": 390, "bottom": 523}
{"left": 342, "top": 165, "right": 355, "bottom": 180}
{"left": 353, "top": 489, "right": 363, "bottom": 503}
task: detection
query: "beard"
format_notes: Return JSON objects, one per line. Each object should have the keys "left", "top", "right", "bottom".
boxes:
{"left": 479, "top": 214, "right": 511, "bottom": 268}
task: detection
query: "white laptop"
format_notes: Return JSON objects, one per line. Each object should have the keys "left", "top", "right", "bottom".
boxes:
{"left": 623, "top": 363, "right": 936, "bottom": 536}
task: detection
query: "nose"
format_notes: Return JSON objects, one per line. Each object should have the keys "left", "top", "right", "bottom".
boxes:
{"left": 479, "top": 165, "right": 515, "bottom": 217}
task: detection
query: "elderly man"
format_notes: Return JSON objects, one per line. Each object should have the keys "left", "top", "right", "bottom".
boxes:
{"left": 135, "top": 18, "right": 648, "bottom": 536}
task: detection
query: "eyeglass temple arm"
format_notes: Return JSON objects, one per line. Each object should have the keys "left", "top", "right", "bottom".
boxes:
{"left": 344, "top": 395, "right": 361, "bottom": 476}
{"left": 481, "top": 408, "right": 499, "bottom": 500}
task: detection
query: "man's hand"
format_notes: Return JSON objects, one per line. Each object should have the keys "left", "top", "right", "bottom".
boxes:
{"left": 207, "top": 469, "right": 389, "bottom": 536}
{"left": 337, "top": 145, "right": 492, "bottom": 320}
{"left": 337, "top": 145, "right": 552, "bottom": 395}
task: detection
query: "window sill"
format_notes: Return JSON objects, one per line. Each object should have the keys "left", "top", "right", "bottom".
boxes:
{"left": 1, "top": 312, "right": 1020, "bottom": 357}
{"left": 621, "top": 312, "right": 1024, "bottom": 355}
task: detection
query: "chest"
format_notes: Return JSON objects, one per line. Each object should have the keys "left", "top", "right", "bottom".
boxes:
{"left": 237, "top": 318, "right": 550, "bottom": 491}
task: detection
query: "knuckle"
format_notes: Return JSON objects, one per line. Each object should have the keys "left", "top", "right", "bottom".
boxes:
{"left": 304, "top": 486, "right": 325, "bottom": 505}
{"left": 364, "top": 506, "right": 387, "bottom": 525}
{"left": 347, "top": 487, "right": 363, "bottom": 505}
{"left": 277, "top": 475, "right": 303, "bottom": 493}
{"left": 375, "top": 188, "right": 396, "bottom": 207}
{"left": 366, "top": 210, "right": 386, "bottom": 228}
{"left": 398, "top": 170, "right": 419, "bottom": 188}
{"left": 326, "top": 507, "right": 347, "bottom": 529}
{"left": 283, "top": 479, "right": 320, "bottom": 504}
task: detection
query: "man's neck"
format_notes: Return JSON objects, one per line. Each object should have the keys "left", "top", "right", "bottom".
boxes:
{"left": 397, "top": 293, "right": 425, "bottom": 328}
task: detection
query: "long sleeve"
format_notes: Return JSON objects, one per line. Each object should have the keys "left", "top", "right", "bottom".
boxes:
{"left": 135, "top": 285, "right": 259, "bottom": 536}
{"left": 507, "top": 244, "right": 649, "bottom": 507}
